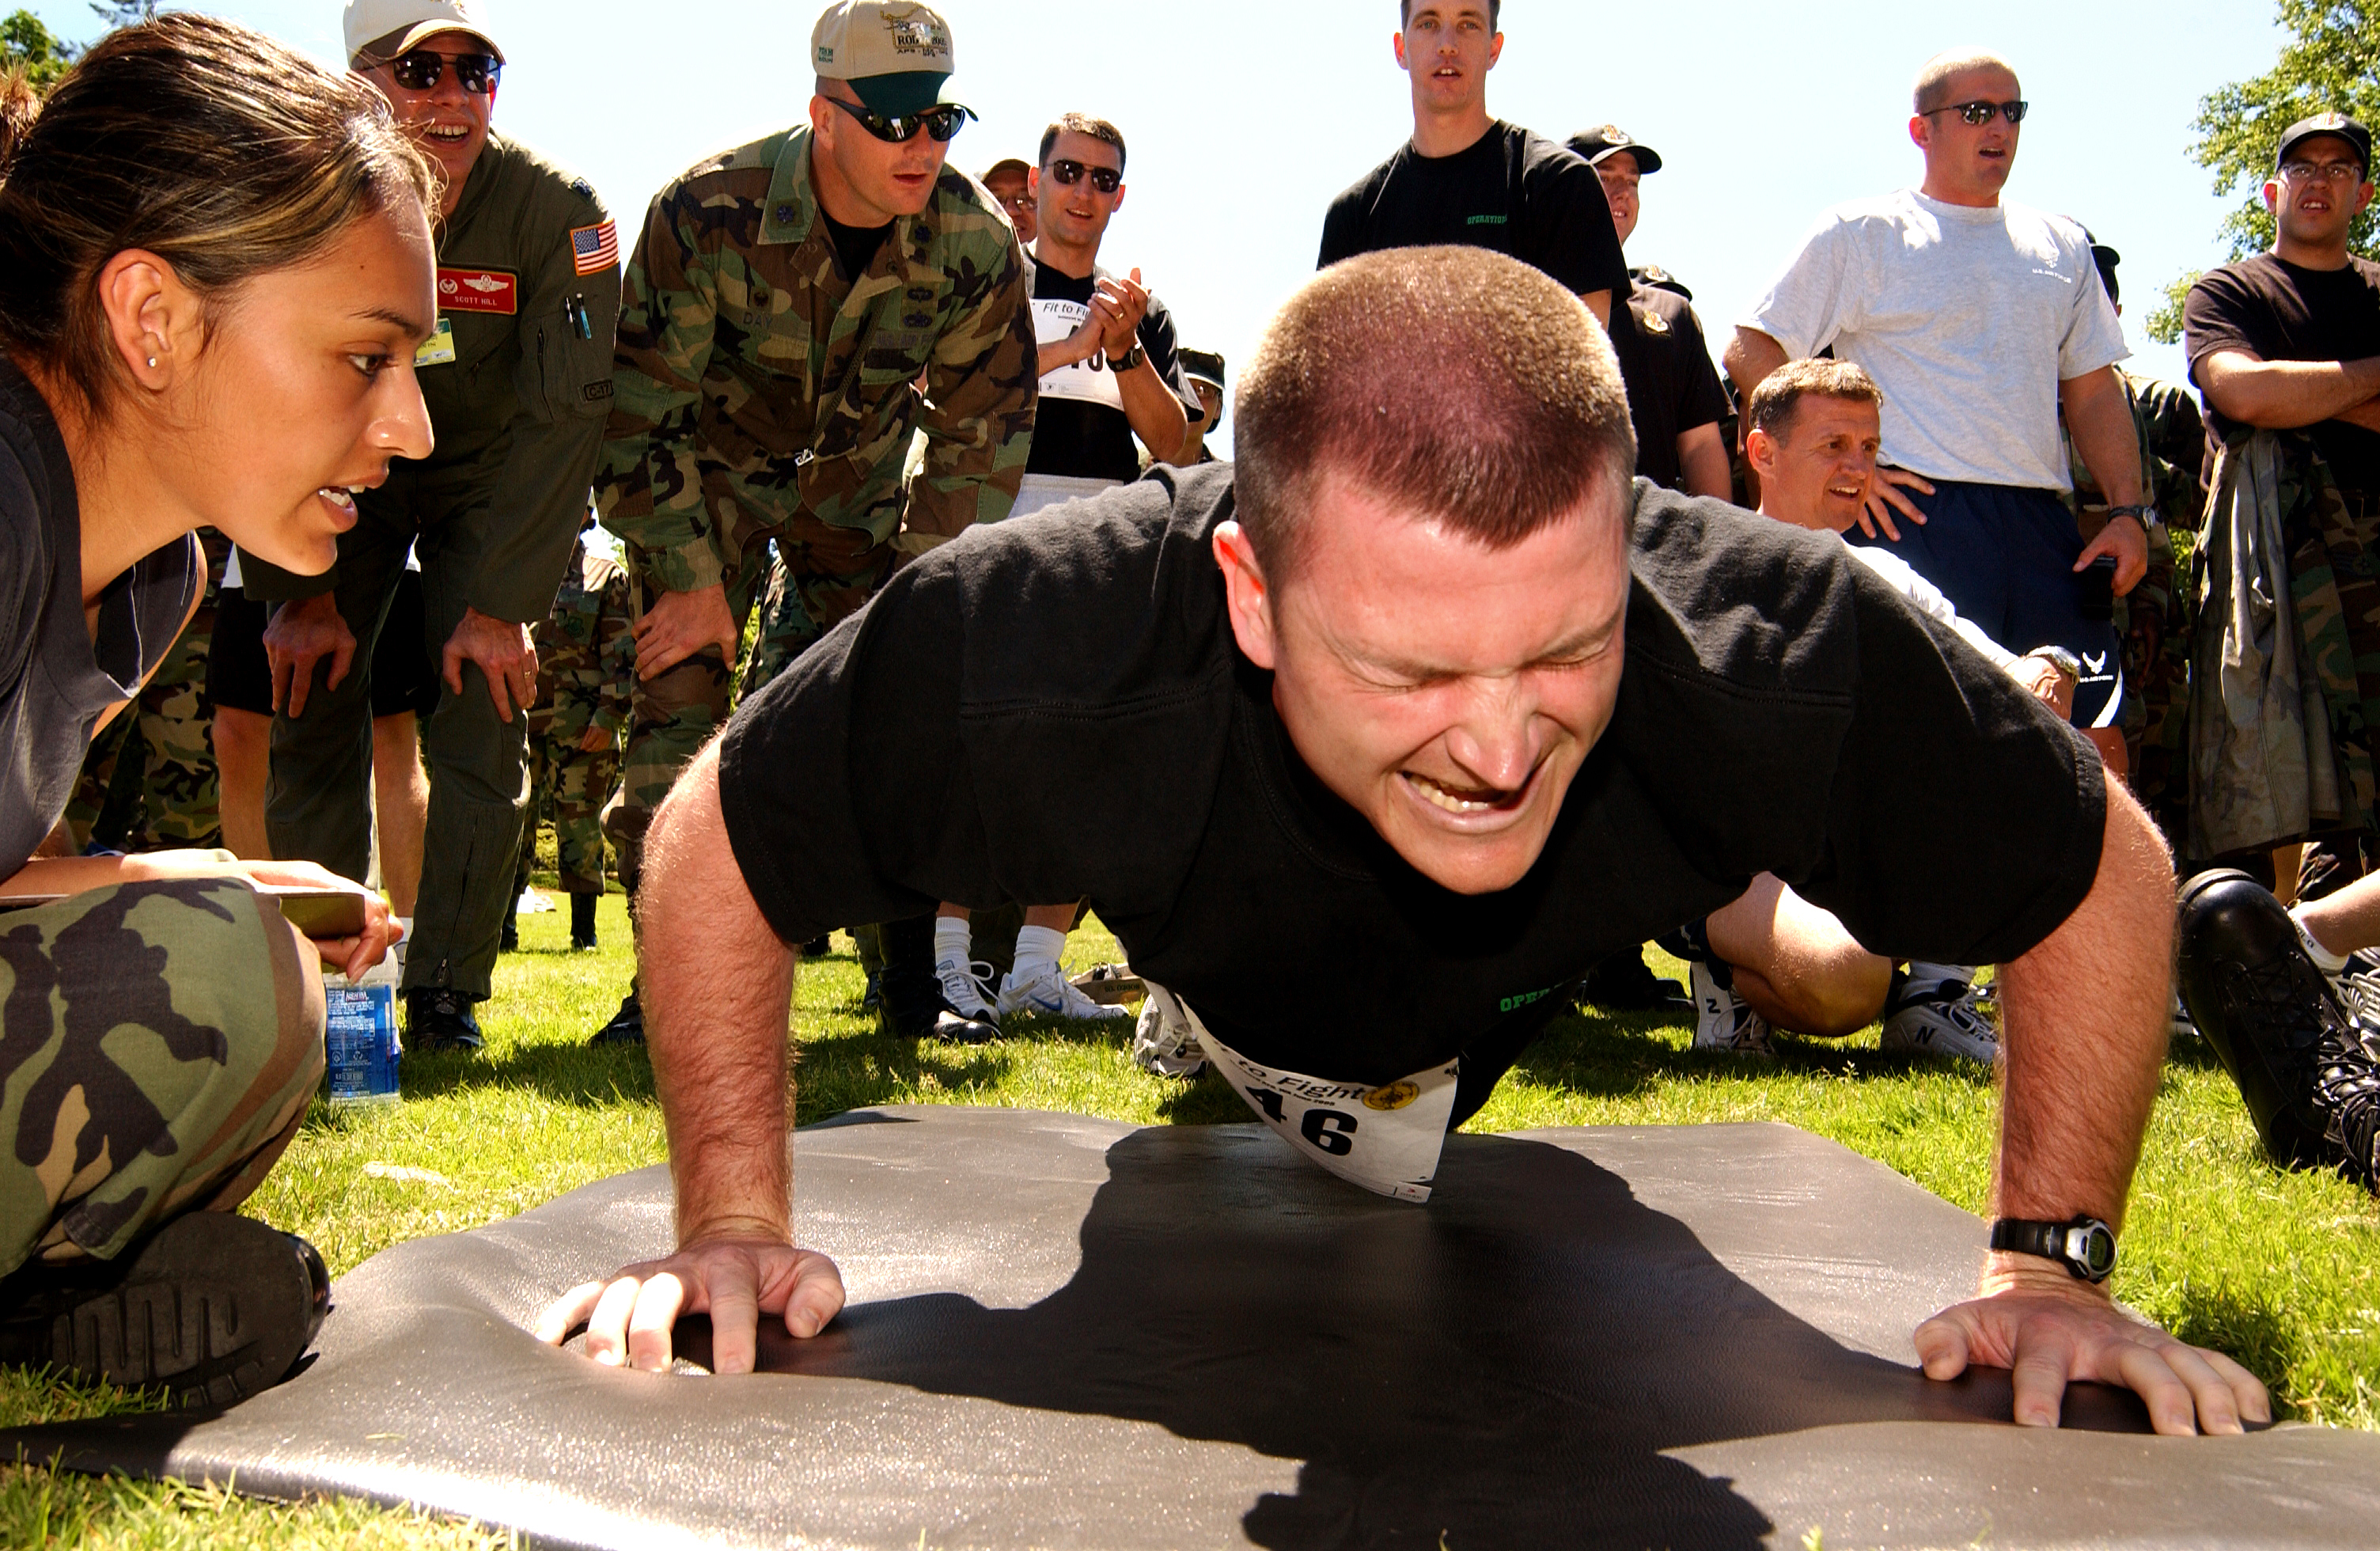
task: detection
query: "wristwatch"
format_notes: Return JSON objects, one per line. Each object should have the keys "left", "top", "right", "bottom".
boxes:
{"left": 1989, "top": 1215, "right": 2118, "bottom": 1283}
{"left": 2030, "top": 645, "right": 2082, "bottom": 684}
{"left": 2105, "top": 502, "right": 2156, "bottom": 530}
{"left": 1109, "top": 342, "right": 1146, "bottom": 373}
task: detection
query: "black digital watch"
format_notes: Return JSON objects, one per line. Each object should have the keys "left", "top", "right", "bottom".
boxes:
{"left": 1988, "top": 1215, "right": 2118, "bottom": 1284}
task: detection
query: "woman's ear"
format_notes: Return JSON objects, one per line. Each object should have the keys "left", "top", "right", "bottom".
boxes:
{"left": 94, "top": 248, "right": 201, "bottom": 392}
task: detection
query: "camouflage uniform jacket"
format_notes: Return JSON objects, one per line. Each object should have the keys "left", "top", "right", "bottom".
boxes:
{"left": 534, "top": 538, "right": 635, "bottom": 741}
{"left": 242, "top": 132, "right": 621, "bottom": 624}
{"left": 596, "top": 125, "right": 1036, "bottom": 593}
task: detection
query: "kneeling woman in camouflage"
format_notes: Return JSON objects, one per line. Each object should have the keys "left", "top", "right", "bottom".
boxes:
{"left": 0, "top": 17, "right": 422, "bottom": 1404}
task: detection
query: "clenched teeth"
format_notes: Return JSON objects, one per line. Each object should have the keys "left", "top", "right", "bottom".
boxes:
{"left": 1405, "top": 772, "right": 1506, "bottom": 814}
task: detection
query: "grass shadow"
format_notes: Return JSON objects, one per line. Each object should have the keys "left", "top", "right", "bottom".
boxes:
{"left": 2163, "top": 1277, "right": 2303, "bottom": 1408}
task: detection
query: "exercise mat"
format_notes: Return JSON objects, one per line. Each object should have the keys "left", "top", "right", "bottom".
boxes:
{"left": 7, "top": 1106, "right": 2376, "bottom": 1548}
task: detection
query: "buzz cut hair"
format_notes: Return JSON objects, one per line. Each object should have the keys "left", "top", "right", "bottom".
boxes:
{"left": 1234, "top": 245, "right": 1636, "bottom": 585}
{"left": 1912, "top": 47, "right": 2018, "bottom": 115}
{"left": 1746, "top": 358, "right": 1885, "bottom": 442}
{"left": 1400, "top": 1, "right": 1502, "bottom": 29}
{"left": 1039, "top": 112, "right": 1125, "bottom": 173}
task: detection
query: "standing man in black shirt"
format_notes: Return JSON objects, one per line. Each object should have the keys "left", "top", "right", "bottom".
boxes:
{"left": 1317, "top": 2, "right": 1627, "bottom": 329}
{"left": 541, "top": 248, "right": 2267, "bottom": 1443}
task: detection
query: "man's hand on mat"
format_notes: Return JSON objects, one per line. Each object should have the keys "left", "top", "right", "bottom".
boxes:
{"left": 1855, "top": 466, "right": 1934, "bottom": 542}
{"left": 536, "top": 1236, "right": 847, "bottom": 1374}
{"left": 1913, "top": 1264, "right": 2271, "bottom": 1436}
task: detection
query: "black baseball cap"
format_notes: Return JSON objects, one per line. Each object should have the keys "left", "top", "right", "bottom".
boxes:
{"left": 2078, "top": 225, "right": 2120, "bottom": 306}
{"left": 1567, "top": 124, "right": 1662, "bottom": 174}
{"left": 2276, "top": 112, "right": 2372, "bottom": 173}
{"left": 1179, "top": 350, "right": 1226, "bottom": 392}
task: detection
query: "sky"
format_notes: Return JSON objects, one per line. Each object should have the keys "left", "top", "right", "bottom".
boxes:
{"left": 28, "top": 0, "right": 2294, "bottom": 451}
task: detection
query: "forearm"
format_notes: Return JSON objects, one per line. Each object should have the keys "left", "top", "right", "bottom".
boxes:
{"left": 2202, "top": 351, "right": 2380, "bottom": 431}
{"left": 1992, "top": 770, "right": 2173, "bottom": 1237}
{"left": 642, "top": 738, "right": 798, "bottom": 1243}
{"left": 2294, "top": 869, "right": 2380, "bottom": 958}
{"left": 1675, "top": 423, "right": 1732, "bottom": 501}
{"left": 1722, "top": 328, "right": 1790, "bottom": 411}
{"left": 2061, "top": 369, "right": 2147, "bottom": 510}
{"left": 1116, "top": 361, "right": 1188, "bottom": 463}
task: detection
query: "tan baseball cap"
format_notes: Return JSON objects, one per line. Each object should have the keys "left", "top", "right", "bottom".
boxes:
{"left": 812, "top": 2, "right": 965, "bottom": 119}
{"left": 344, "top": 0, "right": 505, "bottom": 69}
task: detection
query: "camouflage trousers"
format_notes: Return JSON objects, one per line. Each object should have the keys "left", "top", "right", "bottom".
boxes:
{"left": 0, "top": 878, "right": 325, "bottom": 1277}
{"left": 605, "top": 515, "right": 891, "bottom": 890}
{"left": 517, "top": 714, "right": 621, "bottom": 896}
{"left": 63, "top": 601, "right": 220, "bottom": 853}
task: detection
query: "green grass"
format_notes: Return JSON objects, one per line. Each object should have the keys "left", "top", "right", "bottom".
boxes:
{"left": 5, "top": 898, "right": 2377, "bottom": 1545}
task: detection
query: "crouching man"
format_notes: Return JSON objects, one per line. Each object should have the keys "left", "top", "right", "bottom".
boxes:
{"left": 541, "top": 247, "right": 2264, "bottom": 1437}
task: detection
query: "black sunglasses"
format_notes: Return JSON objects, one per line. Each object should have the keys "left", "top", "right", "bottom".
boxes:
{"left": 1927, "top": 98, "right": 2028, "bottom": 127}
{"left": 826, "top": 94, "right": 969, "bottom": 144}
{"left": 389, "top": 48, "right": 501, "bottom": 95}
{"left": 1048, "top": 158, "right": 1122, "bottom": 195}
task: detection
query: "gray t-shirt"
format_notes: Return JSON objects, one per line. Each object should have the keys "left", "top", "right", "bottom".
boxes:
{"left": 1741, "top": 188, "right": 2129, "bottom": 491}
{"left": 0, "top": 358, "right": 201, "bottom": 879}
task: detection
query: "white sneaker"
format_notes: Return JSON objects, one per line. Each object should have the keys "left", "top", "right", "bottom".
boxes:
{"left": 1691, "top": 961, "right": 1775, "bottom": 1056}
{"left": 935, "top": 957, "right": 1002, "bottom": 1026}
{"left": 999, "top": 962, "right": 1133, "bottom": 1022}
{"left": 1131, "top": 984, "right": 1207, "bottom": 1079}
{"left": 1880, "top": 973, "right": 2000, "bottom": 1063}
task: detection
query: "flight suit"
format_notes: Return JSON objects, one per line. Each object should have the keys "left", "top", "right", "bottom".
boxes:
{"left": 241, "top": 132, "right": 620, "bottom": 1001}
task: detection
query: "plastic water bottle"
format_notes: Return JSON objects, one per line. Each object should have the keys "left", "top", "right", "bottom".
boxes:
{"left": 324, "top": 953, "right": 401, "bottom": 1105}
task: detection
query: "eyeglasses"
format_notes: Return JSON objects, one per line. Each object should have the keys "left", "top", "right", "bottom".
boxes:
{"left": 2280, "top": 159, "right": 2367, "bottom": 184}
{"left": 388, "top": 49, "right": 501, "bottom": 95}
{"left": 1047, "top": 158, "right": 1122, "bottom": 195}
{"left": 1926, "top": 98, "right": 2028, "bottom": 126}
{"left": 825, "top": 94, "right": 968, "bottom": 144}
{"left": 995, "top": 190, "right": 1035, "bottom": 214}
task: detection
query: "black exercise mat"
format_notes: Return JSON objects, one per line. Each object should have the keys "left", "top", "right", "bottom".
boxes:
{"left": 7, "top": 1106, "right": 2376, "bottom": 1548}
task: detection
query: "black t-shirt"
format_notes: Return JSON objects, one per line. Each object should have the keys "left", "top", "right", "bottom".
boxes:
{"left": 2185, "top": 252, "right": 2380, "bottom": 492}
{"left": 718, "top": 466, "right": 2104, "bottom": 1124}
{"left": 1025, "top": 263, "right": 1200, "bottom": 484}
{"left": 1606, "top": 282, "right": 1730, "bottom": 491}
{"left": 1316, "top": 122, "right": 1630, "bottom": 301}
{"left": 0, "top": 358, "right": 201, "bottom": 878}
{"left": 819, "top": 209, "right": 892, "bottom": 281}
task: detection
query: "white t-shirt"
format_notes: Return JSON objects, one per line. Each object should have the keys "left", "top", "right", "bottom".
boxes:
{"left": 1846, "top": 541, "right": 2017, "bottom": 669}
{"left": 1741, "top": 189, "right": 2128, "bottom": 491}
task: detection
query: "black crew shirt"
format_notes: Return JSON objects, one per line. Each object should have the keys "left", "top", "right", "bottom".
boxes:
{"left": 1025, "top": 263, "right": 1200, "bottom": 484}
{"left": 2185, "top": 252, "right": 2380, "bottom": 492}
{"left": 1316, "top": 122, "right": 1630, "bottom": 301}
{"left": 819, "top": 208, "right": 892, "bottom": 281}
{"left": 1607, "top": 281, "right": 1730, "bottom": 491}
{"left": 719, "top": 467, "right": 2105, "bottom": 1124}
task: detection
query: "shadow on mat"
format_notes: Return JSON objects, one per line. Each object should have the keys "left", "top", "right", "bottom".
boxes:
{"left": 676, "top": 1128, "right": 2149, "bottom": 1549}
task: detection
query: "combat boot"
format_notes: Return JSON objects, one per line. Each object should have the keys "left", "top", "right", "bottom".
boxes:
{"left": 406, "top": 987, "right": 486, "bottom": 1053}
{"left": 570, "top": 892, "right": 598, "bottom": 952}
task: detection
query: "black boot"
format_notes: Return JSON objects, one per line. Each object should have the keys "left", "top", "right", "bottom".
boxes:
{"left": 570, "top": 892, "right": 599, "bottom": 952}
{"left": 878, "top": 913, "right": 999, "bottom": 1043}
{"left": 406, "top": 987, "right": 486, "bottom": 1053}
{"left": 1578, "top": 945, "right": 1690, "bottom": 1011}
{"left": 591, "top": 989, "right": 644, "bottom": 1045}
{"left": 498, "top": 911, "right": 519, "bottom": 953}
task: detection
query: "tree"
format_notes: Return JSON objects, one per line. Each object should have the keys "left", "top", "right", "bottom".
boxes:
{"left": 89, "top": 1, "right": 159, "bottom": 24}
{"left": 2149, "top": 0, "right": 2380, "bottom": 343}
{"left": 1, "top": 10, "right": 75, "bottom": 89}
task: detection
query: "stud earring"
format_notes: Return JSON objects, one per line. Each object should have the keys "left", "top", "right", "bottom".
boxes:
{"left": 146, "top": 356, "right": 158, "bottom": 368}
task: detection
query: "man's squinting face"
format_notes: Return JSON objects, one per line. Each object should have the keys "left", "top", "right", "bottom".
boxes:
{"left": 362, "top": 30, "right": 496, "bottom": 214}
{"left": 1218, "top": 472, "right": 1631, "bottom": 895}
{"left": 179, "top": 207, "right": 437, "bottom": 575}
{"left": 1395, "top": 4, "right": 1501, "bottom": 116}
{"left": 983, "top": 168, "right": 1037, "bottom": 245}
{"left": 1913, "top": 66, "right": 2022, "bottom": 203}
{"left": 2267, "top": 133, "right": 2374, "bottom": 248}
{"left": 1595, "top": 150, "right": 1641, "bottom": 246}
{"left": 1751, "top": 396, "right": 1881, "bottom": 533}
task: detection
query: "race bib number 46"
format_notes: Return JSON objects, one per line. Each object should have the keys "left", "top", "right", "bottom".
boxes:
{"left": 1160, "top": 988, "right": 1458, "bottom": 1203}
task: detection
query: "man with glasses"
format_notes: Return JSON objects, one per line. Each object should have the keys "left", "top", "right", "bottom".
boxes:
{"left": 982, "top": 156, "right": 1037, "bottom": 246}
{"left": 243, "top": 0, "right": 620, "bottom": 1052}
{"left": 591, "top": 0, "right": 1033, "bottom": 1045}
{"left": 1318, "top": 1, "right": 1626, "bottom": 330}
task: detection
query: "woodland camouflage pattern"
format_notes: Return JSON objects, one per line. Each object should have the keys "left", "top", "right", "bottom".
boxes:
{"left": 521, "top": 538, "right": 634, "bottom": 894}
{"left": 0, "top": 879, "right": 324, "bottom": 1276}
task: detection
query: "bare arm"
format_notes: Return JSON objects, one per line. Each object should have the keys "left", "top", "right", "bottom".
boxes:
{"left": 2198, "top": 347, "right": 2380, "bottom": 431}
{"left": 1721, "top": 325, "right": 1788, "bottom": 412}
{"left": 2060, "top": 366, "right": 2150, "bottom": 593}
{"left": 1092, "top": 271, "right": 1190, "bottom": 463}
{"left": 1674, "top": 423, "right": 1732, "bottom": 502}
{"left": 536, "top": 737, "right": 845, "bottom": 1372}
{"left": 1912, "top": 772, "right": 2270, "bottom": 1435}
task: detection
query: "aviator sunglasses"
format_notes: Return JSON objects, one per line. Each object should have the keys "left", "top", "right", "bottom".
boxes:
{"left": 826, "top": 95, "right": 970, "bottom": 144}
{"left": 1925, "top": 98, "right": 2029, "bottom": 127}
{"left": 388, "top": 48, "right": 502, "bottom": 94}
{"left": 1047, "top": 158, "right": 1122, "bottom": 195}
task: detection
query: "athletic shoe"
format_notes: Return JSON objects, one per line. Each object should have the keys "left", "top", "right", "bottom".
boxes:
{"left": 1879, "top": 970, "right": 2001, "bottom": 1063}
{"left": 999, "top": 963, "right": 1134, "bottom": 1022}
{"left": 406, "top": 988, "right": 485, "bottom": 1053}
{"left": 0, "top": 1212, "right": 330, "bottom": 1409}
{"left": 1690, "top": 961, "right": 1774, "bottom": 1056}
{"left": 935, "top": 958, "right": 1003, "bottom": 1027}
{"left": 1131, "top": 986, "right": 1207, "bottom": 1079}
{"left": 589, "top": 991, "right": 644, "bottom": 1046}
{"left": 2178, "top": 869, "right": 2380, "bottom": 1189}
{"left": 1577, "top": 946, "right": 1691, "bottom": 1012}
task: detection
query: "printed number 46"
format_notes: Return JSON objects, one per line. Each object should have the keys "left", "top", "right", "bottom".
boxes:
{"left": 1241, "top": 1088, "right": 1360, "bottom": 1156}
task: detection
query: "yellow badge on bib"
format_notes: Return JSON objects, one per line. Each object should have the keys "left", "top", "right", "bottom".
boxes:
{"left": 413, "top": 318, "right": 457, "bottom": 368}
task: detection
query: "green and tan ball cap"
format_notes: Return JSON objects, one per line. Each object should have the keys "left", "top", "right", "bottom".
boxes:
{"left": 812, "top": 1, "right": 965, "bottom": 119}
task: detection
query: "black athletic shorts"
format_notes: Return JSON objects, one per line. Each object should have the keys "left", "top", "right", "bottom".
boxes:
{"left": 206, "top": 569, "right": 438, "bottom": 719}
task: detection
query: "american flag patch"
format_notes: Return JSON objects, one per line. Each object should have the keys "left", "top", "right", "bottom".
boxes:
{"left": 570, "top": 220, "right": 619, "bottom": 275}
